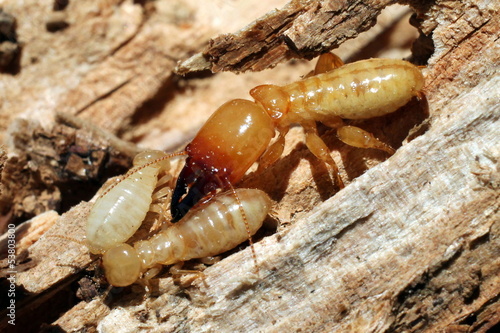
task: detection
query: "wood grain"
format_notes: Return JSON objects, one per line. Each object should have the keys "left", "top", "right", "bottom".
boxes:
{"left": 0, "top": 0, "right": 498, "bottom": 332}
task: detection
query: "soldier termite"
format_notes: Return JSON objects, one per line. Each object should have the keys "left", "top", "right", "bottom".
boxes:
{"left": 171, "top": 53, "right": 425, "bottom": 221}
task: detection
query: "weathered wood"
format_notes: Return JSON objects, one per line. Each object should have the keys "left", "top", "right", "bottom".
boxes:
{"left": 0, "top": 117, "right": 135, "bottom": 224}
{"left": 0, "top": 0, "right": 498, "bottom": 332}
{"left": 176, "top": 0, "right": 397, "bottom": 74}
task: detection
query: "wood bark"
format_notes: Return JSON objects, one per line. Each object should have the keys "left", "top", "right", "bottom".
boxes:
{"left": 0, "top": 0, "right": 498, "bottom": 332}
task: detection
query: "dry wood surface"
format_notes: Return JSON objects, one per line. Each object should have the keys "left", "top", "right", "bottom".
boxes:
{"left": 0, "top": 0, "right": 499, "bottom": 332}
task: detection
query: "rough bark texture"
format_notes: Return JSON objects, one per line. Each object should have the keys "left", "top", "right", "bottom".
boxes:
{"left": 176, "top": 0, "right": 401, "bottom": 74}
{"left": 0, "top": 0, "right": 499, "bottom": 332}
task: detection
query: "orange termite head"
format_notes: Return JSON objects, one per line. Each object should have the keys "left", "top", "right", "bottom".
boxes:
{"left": 171, "top": 99, "right": 275, "bottom": 222}
{"left": 250, "top": 84, "right": 290, "bottom": 121}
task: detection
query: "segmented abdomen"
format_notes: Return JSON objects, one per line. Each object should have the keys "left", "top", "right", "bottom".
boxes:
{"left": 86, "top": 165, "right": 160, "bottom": 254}
{"left": 135, "top": 188, "right": 272, "bottom": 268}
{"left": 284, "top": 58, "right": 424, "bottom": 120}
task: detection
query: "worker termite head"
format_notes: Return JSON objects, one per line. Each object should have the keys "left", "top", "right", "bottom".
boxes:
{"left": 101, "top": 243, "right": 141, "bottom": 287}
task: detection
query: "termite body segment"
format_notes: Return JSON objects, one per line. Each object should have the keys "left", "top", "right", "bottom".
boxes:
{"left": 254, "top": 58, "right": 424, "bottom": 122}
{"left": 172, "top": 56, "right": 424, "bottom": 221}
{"left": 251, "top": 58, "right": 424, "bottom": 160}
{"left": 101, "top": 188, "right": 272, "bottom": 287}
{"left": 86, "top": 150, "right": 178, "bottom": 254}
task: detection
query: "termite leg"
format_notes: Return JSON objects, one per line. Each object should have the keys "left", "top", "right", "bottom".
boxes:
{"left": 313, "top": 52, "right": 344, "bottom": 75}
{"left": 151, "top": 185, "right": 172, "bottom": 203}
{"left": 46, "top": 234, "right": 86, "bottom": 246}
{"left": 337, "top": 125, "right": 395, "bottom": 155}
{"left": 138, "top": 265, "right": 163, "bottom": 294}
{"left": 142, "top": 265, "right": 163, "bottom": 281}
{"left": 169, "top": 262, "right": 205, "bottom": 278}
{"left": 319, "top": 115, "right": 395, "bottom": 154}
{"left": 303, "top": 121, "right": 345, "bottom": 188}
{"left": 200, "top": 256, "right": 221, "bottom": 265}
{"left": 149, "top": 186, "right": 172, "bottom": 230}
{"left": 257, "top": 126, "right": 289, "bottom": 172}
{"left": 319, "top": 115, "right": 345, "bottom": 129}
{"left": 156, "top": 173, "right": 173, "bottom": 188}
{"left": 318, "top": 115, "right": 396, "bottom": 158}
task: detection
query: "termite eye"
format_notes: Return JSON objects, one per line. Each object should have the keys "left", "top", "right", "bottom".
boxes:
{"left": 250, "top": 84, "right": 289, "bottom": 120}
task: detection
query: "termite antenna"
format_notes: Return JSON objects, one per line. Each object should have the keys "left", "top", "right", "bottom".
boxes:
{"left": 45, "top": 234, "right": 86, "bottom": 247}
{"left": 227, "top": 182, "right": 259, "bottom": 273}
{"left": 100, "top": 284, "right": 114, "bottom": 303}
{"left": 55, "top": 256, "right": 100, "bottom": 274}
{"left": 100, "top": 151, "right": 187, "bottom": 199}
